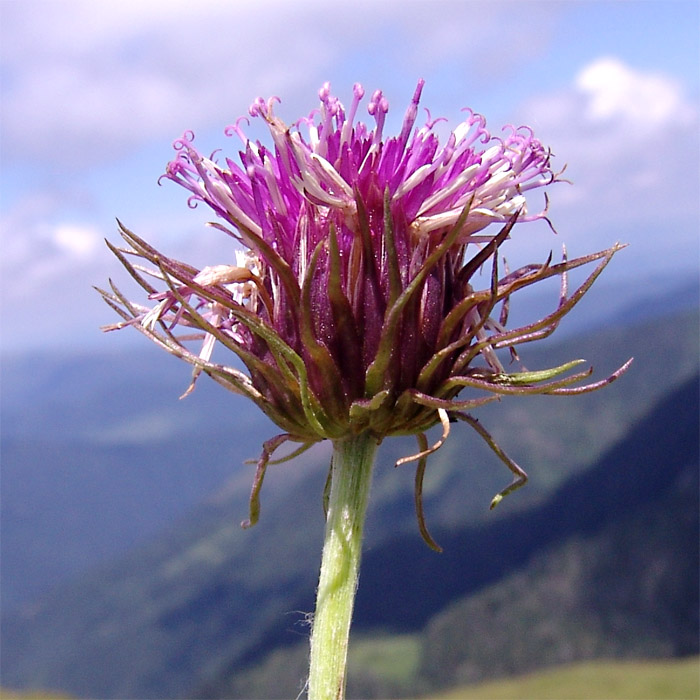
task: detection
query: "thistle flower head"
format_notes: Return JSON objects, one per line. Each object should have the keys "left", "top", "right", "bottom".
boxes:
{"left": 100, "top": 81, "right": 630, "bottom": 544}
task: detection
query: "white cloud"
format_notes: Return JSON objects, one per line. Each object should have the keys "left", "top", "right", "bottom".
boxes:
{"left": 0, "top": 1, "right": 324, "bottom": 167}
{"left": 1, "top": 5, "right": 696, "bottom": 351}
{"left": 576, "top": 57, "right": 694, "bottom": 130}
{"left": 0, "top": 0, "right": 561, "bottom": 353}
{"left": 515, "top": 57, "right": 699, "bottom": 256}
{"left": 0, "top": 192, "right": 105, "bottom": 294}
{"left": 0, "top": 183, "right": 138, "bottom": 352}
{"left": 53, "top": 223, "right": 101, "bottom": 258}
{"left": 0, "top": 0, "right": 558, "bottom": 170}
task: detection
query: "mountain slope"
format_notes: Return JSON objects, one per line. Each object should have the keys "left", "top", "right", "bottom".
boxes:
{"left": 1, "top": 307, "right": 696, "bottom": 612}
{"left": 0, "top": 344, "right": 276, "bottom": 611}
{"left": 352, "top": 371, "right": 699, "bottom": 632}
{"left": 418, "top": 418, "right": 698, "bottom": 690}
{"left": 427, "top": 657, "right": 700, "bottom": 700}
{"left": 205, "top": 373, "right": 699, "bottom": 699}
{"left": 1, "top": 310, "right": 698, "bottom": 699}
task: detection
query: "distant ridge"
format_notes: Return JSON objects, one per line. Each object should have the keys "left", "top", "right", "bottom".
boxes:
{"left": 352, "top": 372, "right": 699, "bottom": 629}
{"left": 1, "top": 309, "right": 698, "bottom": 699}
{"left": 205, "top": 372, "right": 699, "bottom": 698}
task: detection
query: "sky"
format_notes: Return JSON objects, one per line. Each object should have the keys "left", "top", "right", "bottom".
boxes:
{"left": 0, "top": 0, "right": 698, "bottom": 353}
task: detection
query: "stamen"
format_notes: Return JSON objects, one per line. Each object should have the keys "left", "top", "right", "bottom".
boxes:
{"left": 340, "top": 83, "right": 365, "bottom": 150}
{"left": 396, "top": 78, "right": 425, "bottom": 149}
{"left": 368, "top": 89, "right": 388, "bottom": 145}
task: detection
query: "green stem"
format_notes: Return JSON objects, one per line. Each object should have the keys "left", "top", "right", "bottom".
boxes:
{"left": 308, "top": 433, "right": 378, "bottom": 700}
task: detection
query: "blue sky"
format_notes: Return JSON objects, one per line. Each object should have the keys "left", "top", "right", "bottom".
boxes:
{"left": 1, "top": 0, "right": 698, "bottom": 352}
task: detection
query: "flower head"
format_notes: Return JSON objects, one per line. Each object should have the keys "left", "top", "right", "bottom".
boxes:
{"left": 100, "top": 81, "right": 630, "bottom": 546}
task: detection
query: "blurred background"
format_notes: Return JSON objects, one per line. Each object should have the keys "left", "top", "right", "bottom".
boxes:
{"left": 1, "top": 1, "right": 698, "bottom": 698}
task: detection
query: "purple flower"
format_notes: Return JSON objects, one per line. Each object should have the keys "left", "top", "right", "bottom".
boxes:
{"left": 100, "top": 81, "right": 630, "bottom": 546}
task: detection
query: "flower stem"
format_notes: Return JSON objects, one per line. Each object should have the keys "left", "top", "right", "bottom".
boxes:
{"left": 308, "top": 433, "right": 378, "bottom": 700}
